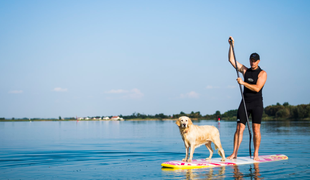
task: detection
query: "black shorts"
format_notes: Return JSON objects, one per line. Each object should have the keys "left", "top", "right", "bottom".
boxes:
{"left": 237, "top": 99, "right": 263, "bottom": 125}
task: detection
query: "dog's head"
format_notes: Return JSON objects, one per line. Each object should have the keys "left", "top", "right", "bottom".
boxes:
{"left": 176, "top": 116, "right": 193, "bottom": 128}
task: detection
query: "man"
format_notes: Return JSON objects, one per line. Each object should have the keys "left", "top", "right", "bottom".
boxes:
{"left": 227, "top": 36, "right": 267, "bottom": 161}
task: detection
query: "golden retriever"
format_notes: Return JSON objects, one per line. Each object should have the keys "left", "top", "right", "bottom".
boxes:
{"left": 176, "top": 116, "right": 225, "bottom": 162}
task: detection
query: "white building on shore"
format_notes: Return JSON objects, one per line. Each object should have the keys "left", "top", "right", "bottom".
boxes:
{"left": 111, "top": 116, "right": 124, "bottom": 121}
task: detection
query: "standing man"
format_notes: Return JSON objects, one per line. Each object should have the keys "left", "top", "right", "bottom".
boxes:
{"left": 227, "top": 36, "right": 267, "bottom": 161}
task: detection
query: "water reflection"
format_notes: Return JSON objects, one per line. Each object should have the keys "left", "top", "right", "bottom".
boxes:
{"left": 162, "top": 166, "right": 226, "bottom": 179}
{"left": 250, "top": 163, "right": 262, "bottom": 180}
{"left": 232, "top": 163, "right": 262, "bottom": 180}
{"left": 162, "top": 163, "right": 262, "bottom": 180}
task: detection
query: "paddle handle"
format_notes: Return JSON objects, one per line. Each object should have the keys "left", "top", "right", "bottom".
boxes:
{"left": 230, "top": 38, "right": 252, "bottom": 158}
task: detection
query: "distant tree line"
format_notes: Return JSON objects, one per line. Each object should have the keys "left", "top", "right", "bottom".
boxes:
{"left": 264, "top": 102, "right": 310, "bottom": 119}
{"left": 172, "top": 111, "right": 221, "bottom": 120}
{"left": 210, "top": 102, "right": 310, "bottom": 120}
{"left": 121, "top": 111, "right": 222, "bottom": 120}
{"left": 120, "top": 102, "right": 310, "bottom": 121}
{"left": 1, "top": 102, "right": 309, "bottom": 121}
{"left": 120, "top": 112, "right": 170, "bottom": 120}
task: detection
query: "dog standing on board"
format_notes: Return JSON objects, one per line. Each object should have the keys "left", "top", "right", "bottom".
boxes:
{"left": 176, "top": 116, "right": 226, "bottom": 162}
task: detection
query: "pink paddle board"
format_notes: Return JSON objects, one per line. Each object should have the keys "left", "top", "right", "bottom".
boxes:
{"left": 161, "top": 154, "right": 288, "bottom": 169}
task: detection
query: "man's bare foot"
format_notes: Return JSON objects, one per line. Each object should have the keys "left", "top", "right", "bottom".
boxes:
{"left": 253, "top": 156, "right": 260, "bottom": 161}
{"left": 253, "top": 152, "right": 260, "bottom": 161}
{"left": 227, "top": 154, "right": 237, "bottom": 159}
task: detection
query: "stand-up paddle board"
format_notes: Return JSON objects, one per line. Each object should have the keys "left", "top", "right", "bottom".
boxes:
{"left": 161, "top": 154, "right": 288, "bottom": 169}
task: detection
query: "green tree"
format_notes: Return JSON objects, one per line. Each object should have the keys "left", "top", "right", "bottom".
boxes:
{"left": 155, "top": 113, "right": 167, "bottom": 119}
{"left": 188, "top": 111, "right": 195, "bottom": 118}
{"left": 283, "top": 102, "right": 290, "bottom": 106}
{"left": 306, "top": 105, "right": 310, "bottom": 118}
{"left": 290, "top": 104, "right": 309, "bottom": 119}
{"left": 296, "top": 105, "right": 308, "bottom": 118}
{"left": 214, "top": 110, "right": 221, "bottom": 116}
{"left": 265, "top": 105, "right": 285, "bottom": 116}
{"left": 222, "top": 109, "right": 238, "bottom": 117}
{"left": 275, "top": 109, "right": 290, "bottom": 118}
{"left": 194, "top": 111, "right": 202, "bottom": 118}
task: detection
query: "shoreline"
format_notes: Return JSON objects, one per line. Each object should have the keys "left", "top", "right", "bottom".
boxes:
{"left": 0, "top": 118, "right": 309, "bottom": 122}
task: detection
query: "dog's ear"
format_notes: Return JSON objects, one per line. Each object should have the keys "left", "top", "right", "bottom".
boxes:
{"left": 188, "top": 118, "right": 193, "bottom": 127}
{"left": 176, "top": 119, "right": 181, "bottom": 127}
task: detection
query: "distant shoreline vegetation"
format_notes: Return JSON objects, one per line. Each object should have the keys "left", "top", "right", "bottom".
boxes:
{"left": 1, "top": 102, "right": 310, "bottom": 121}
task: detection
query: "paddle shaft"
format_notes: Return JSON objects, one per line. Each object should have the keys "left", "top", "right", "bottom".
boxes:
{"left": 229, "top": 39, "right": 252, "bottom": 158}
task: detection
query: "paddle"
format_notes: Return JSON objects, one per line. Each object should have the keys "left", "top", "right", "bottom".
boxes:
{"left": 229, "top": 37, "right": 252, "bottom": 158}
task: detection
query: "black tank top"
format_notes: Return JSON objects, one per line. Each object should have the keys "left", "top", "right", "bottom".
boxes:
{"left": 243, "top": 66, "right": 263, "bottom": 101}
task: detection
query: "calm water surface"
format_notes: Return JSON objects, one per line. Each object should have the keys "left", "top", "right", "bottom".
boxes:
{"left": 0, "top": 120, "right": 309, "bottom": 179}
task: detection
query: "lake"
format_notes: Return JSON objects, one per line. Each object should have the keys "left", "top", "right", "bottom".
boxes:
{"left": 0, "top": 120, "right": 309, "bottom": 179}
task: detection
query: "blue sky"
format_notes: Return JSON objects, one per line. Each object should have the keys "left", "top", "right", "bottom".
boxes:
{"left": 1, "top": 0, "right": 310, "bottom": 118}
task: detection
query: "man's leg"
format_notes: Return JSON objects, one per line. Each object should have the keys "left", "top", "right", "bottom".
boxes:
{"left": 252, "top": 123, "right": 261, "bottom": 161}
{"left": 227, "top": 123, "right": 245, "bottom": 159}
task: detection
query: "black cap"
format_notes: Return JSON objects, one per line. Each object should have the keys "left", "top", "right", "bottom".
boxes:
{"left": 250, "top": 53, "right": 260, "bottom": 61}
